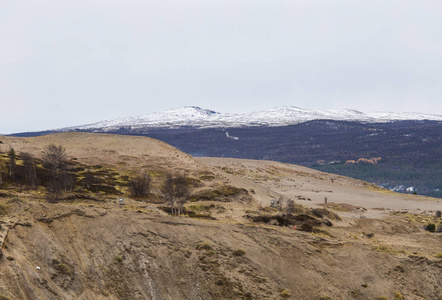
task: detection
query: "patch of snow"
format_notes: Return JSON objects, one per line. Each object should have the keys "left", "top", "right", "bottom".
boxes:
{"left": 226, "top": 131, "right": 239, "bottom": 140}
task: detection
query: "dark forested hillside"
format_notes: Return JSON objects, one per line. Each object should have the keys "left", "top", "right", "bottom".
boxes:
{"left": 10, "top": 120, "right": 442, "bottom": 197}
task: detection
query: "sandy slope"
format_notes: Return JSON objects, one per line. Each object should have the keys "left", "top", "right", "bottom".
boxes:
{"left": 0, "top": 132, "right": 206, "bottom": 174}
{"left": 1, "top": 201, "right": 441, "bottom": 300}
{"left": 197, "top": 157, "right": 442, "bottom": 218}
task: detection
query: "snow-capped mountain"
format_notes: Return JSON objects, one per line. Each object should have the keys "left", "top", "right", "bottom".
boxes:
{"left": 62, "top": 106, "right": 442, "bottom": 132}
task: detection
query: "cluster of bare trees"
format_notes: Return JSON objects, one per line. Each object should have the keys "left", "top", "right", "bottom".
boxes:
{"left": 1, "top": 144, "right": 193, "bottom": 210}
{"left": 161, "top": 174, "right": 190, "bottom": 215}
{"left": 127, "top": 171, "right": 191, "bottom": 215}
{"left": 0, "top": 148, "right": 37, "bottom": 189}
{"left": 1, "top": 143, "right": 73, "bottom": 202}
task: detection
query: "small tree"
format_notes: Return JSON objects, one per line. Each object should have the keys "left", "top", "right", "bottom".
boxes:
{"left": 83, "top": 169, "right": 95, "bottom": 189}
{"left": 60, "top": 170, "right": 75, "bottom": 192}
{"left": 174, "top": 175, "right": 190, "bottom": 214}
{"left": 161, "top": 174, "right": 191, "bottom": 215}
{"left": 8, "top": 147, "right": 16, "bottom": 180}
{"left": 43, "top": 144, "right": 68, "bottom": 203}
{"left": 22, "top": 152, "right": 37, "bottom": 188}
{"left": 279, "top": 198, "right": 296, "bottom": 226}
{"left": 46, "top": 180, "right": 63, "bottom": 203}
{"left": 43, "top": 144, "right": 67, "bottom": 179}
{"left": 129, "top": 171, "right": 151, "bottom": 197}
{"left": 162, "top": 174, "right": 175, "bottom": 209}
{"left": 277, "top": 196, "right": 284, "bottom": 214}
{"left": 285, "top": 199, "right": 296, "bottom": 214}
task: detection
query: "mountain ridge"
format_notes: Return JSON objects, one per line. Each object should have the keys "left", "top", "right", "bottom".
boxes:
{"left": 57, "top": 106, "right": 442, "bottom": 132}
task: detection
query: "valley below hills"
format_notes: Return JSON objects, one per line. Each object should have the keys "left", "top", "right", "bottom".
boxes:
{"left": 0, "top": 132, "right": 441, "bottom": 300}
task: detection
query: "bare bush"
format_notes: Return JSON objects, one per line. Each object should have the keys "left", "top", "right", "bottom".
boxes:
{"left": 286, "top": 199, "right": 296, "bottom": 214}
{"left": 129, "top": 171, "right": 151, "bottom": 197}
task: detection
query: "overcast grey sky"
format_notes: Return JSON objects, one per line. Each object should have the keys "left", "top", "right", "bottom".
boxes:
{"left": 1, "top": 0, "right": 441, "bottom": 133}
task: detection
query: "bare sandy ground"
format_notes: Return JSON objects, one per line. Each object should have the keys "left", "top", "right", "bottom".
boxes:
{"left": 197, "top": 157, "right": 441, "bottom": 218}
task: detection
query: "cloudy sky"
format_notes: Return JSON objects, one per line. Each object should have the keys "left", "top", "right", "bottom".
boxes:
{"left": 1, "top": 0, "right": 441, "bottom": 133}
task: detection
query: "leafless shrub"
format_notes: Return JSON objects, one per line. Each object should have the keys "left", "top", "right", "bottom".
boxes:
{"left": 129, "top": 171, "right": 151, "bottom": 197}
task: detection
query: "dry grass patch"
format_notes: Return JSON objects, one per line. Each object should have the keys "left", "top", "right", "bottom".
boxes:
{"left": 372, "top": 244, "right": 406, "bottom": 256}
{"left": 320, "top": 202, "right": 364, "bottom": 213}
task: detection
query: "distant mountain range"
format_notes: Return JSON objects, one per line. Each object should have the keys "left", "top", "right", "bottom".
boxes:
{"left": 58, "top": 106, "right": 442, "bottom": 132}
{"left": 9, "top": 106, "right": 442, "bottom": 198}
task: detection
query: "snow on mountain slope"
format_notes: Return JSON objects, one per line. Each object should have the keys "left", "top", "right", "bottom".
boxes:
{"left": 62, "top": 106, "right": 442, "bottom": 131}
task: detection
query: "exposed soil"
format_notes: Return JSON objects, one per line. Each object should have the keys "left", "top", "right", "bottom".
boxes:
{"left": 0, "top": 133, "right": 440, "bottom": 300}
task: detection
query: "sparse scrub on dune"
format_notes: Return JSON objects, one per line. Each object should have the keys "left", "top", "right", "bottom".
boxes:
{"left": 196, "top": 241, "right": 213, "bottom": 251}
{"left": 394, "top": 291, "right": 403, "bottom": 300}
{"left": 311, "top": 208, "right": 342, "bottom": 221}
{"left": 186, "top": 210, "right": 216, "bottom": 220}
{"left": 189, "top": 185, "right": 249, "bottom": 202}
{"left": 0, "top": 203, "right": 9, "bottom": 216}
{"left": 280, "top": 289, "right": 291, "bottom": 298}
{"left": 232, "top": 249, "right": 246, "bottom": 256}
{"left": 199, "top": 172, "right": 216, "bottom": 181}
{"left": 372, "top": 245, "right": 406, "bottom": 255}
{"left": 425, "top": 223, "right": 436, "bottom": 233}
